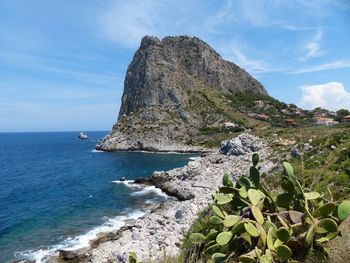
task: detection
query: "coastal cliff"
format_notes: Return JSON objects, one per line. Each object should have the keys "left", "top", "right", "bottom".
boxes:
{"left": 96, "top": 35, "right": 267, "bottom": 152}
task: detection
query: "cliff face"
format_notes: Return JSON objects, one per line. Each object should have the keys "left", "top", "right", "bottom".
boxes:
{"left": 97, "top": 36, "right": 268, "bottom": 152}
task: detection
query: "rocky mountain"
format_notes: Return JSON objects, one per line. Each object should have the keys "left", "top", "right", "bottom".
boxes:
{"left": 97, "top": 35, "right": 268, "bottom": 152}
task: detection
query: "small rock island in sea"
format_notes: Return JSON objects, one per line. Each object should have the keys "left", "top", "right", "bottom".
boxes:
{"left": 78, "top": 132, "right": 88, "bottom": 140}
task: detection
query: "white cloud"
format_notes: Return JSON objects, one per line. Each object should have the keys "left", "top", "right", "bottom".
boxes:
{"left": 298, "top": 82, "right": 350, "bottom": 110}
{"left": 292, "top": 60, "right": 350, "bottom": 73}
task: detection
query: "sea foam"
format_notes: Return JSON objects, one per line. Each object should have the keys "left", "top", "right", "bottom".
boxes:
{"left": 15, "top": 210, "right": 145, "bottom": 263}
{"left": 112, "top": 180, "right": 168, "bottom": 198}
{"left": 90, "top": 149, "right": 104, "bottom": 153}
{"left": 16, "top": 179, "right": 166, "bottom": 263}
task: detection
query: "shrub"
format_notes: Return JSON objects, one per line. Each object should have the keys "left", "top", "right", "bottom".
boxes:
{"left": 188, "top": 154, "right": 350, "bottom": 262}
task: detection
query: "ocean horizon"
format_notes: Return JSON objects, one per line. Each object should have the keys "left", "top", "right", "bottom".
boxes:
{"left": 0, "top": 131, "right": 195, "bottom": 262}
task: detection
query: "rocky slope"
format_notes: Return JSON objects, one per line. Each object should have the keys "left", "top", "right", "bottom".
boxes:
{"left": 96, "top": 36, "right": 268, "bottom": 152}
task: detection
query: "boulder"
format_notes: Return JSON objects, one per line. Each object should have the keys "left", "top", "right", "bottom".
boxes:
{"left": 303, "top": 143, "right": 313, "bottom": 151}
{"left": 291, "top": 146, "right": 301, "bottom": 158}
{"left": 134, "top": 177, "right": 153, "bottom": 186}
{"left": 58, "top": 250, "right": 79, "bottom": 260}
{"left": 78, "top": 132, "right": 88, "bottom": 140}
{"left": 220, "top": 134, "right": 263, "bottom": 156}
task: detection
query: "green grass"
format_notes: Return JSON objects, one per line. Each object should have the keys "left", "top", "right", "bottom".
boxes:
{"left": 252, "top": 125, "right": 350, "bottom": 201}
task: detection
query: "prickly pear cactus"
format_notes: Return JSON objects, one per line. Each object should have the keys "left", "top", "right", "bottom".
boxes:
{"left": 188, "top": 153, "right": 350, "bottom": 262}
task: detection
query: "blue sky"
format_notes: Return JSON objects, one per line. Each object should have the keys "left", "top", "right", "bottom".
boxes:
{"left": 0, "top": 0, "right": 349, "bottom": 132}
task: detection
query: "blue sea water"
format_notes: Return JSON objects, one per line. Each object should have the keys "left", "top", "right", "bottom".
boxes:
{"left": 0, "top": 132, "right": 195, "bottom": 263}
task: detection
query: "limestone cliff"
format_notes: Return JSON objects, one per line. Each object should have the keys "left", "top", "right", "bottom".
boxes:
{"left": 97, "top": 35, "right": 268, "bottom": 152}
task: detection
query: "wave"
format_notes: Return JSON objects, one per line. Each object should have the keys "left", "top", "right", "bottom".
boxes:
{"left": 189, "top": 156, "right": 200, "bottom": 161}
{"left": 112, "top": 180, "right": 168, "bottom": 198}
{"left": 131, "top": 185, "right": 167, "bottom": 198}
{"left": 15, "top": 210, "right": 145, "bottom": 263}
{"left": 137, "top": 150, "right": 184, "bottom": 154}
{"left": 112, "top": 179, "right": 135, "bottom": 186}
{"left": 90, "top": 149, "right": 104, "bottom": 153}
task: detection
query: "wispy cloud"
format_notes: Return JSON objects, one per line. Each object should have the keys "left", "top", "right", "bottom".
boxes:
{"left": 98, "top": 0, "right": 159, "bottom": 48}
{"left": 0, "top": 50, "right": 122, "bottom": 86}
{"left": 225, "top": 46, "right": 268, "bottom": 73}
{"left": 218, "top": 40, "right": 288, "bottom": 74}
{"left": 301, "top": 28, "right": 325, "bottom": 60}
{"left": 291, "top": 60, "right": 350, "bottom": 74}
{"left": 96, "top": 0, "right": 346, "bottom": 76}
{"left": 96, "top": 0, "right": 314, "bottom": 48}
{"left": 97, "top": 0, "right": 205, "bottom": 48}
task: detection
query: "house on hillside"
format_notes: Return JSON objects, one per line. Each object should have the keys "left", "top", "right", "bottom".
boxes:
{"left": 314, "top": 112, "right": 329, "bottom": 118}
{"left": 256, "top": 114, "right": 270, "bottom": 121}
{"left": 312, "top": 117, "right": 338, "bottom": 126}
{"left": 223, "top": 121, "right": 238, "bottom": 129}
{"left": 295, "top": 108, "right": 305, "bottom": 116}
{"left": 281, "top": 109, "right": 290, "bottom": 115}
{"left": 247, "top": 112, "right": 257, "bottom": 118}
{"left": 344, "top": 115, "right": 350, "bottom": 122}
{"left": 254, "top": 100, "right": 264, "bottom": 108}
{"left": 285, "top": 119, "right": 297, "bottom": 126}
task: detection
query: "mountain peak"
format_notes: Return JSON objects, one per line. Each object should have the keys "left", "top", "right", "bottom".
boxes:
{"left": 97, "top": 36, "right": 268, "bottom": 152}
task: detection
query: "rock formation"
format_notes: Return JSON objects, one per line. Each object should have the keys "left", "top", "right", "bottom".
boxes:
{"left": 220, "top": 134, "right": 263, "bottom": 156}
{"left": 97, "top": 35, "right": 268, "bottom": 152}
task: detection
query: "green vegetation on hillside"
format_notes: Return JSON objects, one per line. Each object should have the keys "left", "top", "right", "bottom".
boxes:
{"left": 253, "top": 126, "right": 350, "bottom": 202}
{"left": 225, "top": 91, "right": 287, "bottom": 112}
{"left": 183, "top": 82, "right": 269, "bottom": 147}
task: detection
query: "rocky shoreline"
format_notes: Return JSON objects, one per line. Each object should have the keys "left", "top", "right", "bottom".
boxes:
{"left": 95, "top": 132, "right": 210, "bottom": 153}
{"left": 47, "top": 134, "right": 274, "bottom": 263}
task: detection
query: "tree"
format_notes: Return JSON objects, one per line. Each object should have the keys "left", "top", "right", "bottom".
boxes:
{"left": 335, "top": 109, "right": 350, "bottom": 121}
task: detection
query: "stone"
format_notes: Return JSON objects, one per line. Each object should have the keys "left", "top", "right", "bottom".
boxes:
{"left": 78, "top": 132, "right": 88, "bottom": 140}
{"left": 134, "top": 177, "right": 153, "bottom": 186}
{"left": 291, "top": 146, "right": 301, "bottom": 158}
{"left": 303, "top": 143, "right": 313, "bottom": 151}
{"left": 219, "top": 134, "right": 263, "bottom": 156}
{"left": 58, "top": 250, "right": 79, "bottom": 260}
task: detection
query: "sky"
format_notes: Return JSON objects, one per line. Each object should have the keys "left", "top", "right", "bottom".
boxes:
{"left": 0, "top": 0, "right": 349, "bottom": 132}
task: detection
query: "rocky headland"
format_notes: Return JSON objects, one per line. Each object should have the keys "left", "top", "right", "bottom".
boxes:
{"left": 96, "top": 35, "right": 267, "bottom": 152}
{"left": 53, "top": 134, "right": 274, "bottom": 263}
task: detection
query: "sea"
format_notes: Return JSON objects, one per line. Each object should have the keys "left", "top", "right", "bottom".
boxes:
{"left": 0, "top": 131, "right": 196, "bottom": 263}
